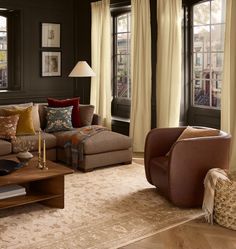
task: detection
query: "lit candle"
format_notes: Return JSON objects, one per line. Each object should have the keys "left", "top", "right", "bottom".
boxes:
{"left": 38, "top": 131, "right": 41, "bottom": 154}
{"left": 43, "top": 140, "right": 46, "bottom": 163}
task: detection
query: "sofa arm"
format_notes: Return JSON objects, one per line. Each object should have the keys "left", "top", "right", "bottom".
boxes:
{"left": 92, "top": 114, "right": 102, "bottom": 125}
{"left": 168, "top": 134, "right": 231, "bottom": 206}
{"left": 144, "top": 127, "right": 185, "bottom": 184}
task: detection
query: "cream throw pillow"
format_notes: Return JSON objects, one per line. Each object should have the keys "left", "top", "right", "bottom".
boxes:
{"left": 176, "top": 126, "right": 220, "bottom": 141}
{"left": 166, "top": 126, "right": 220, "bottom": 156}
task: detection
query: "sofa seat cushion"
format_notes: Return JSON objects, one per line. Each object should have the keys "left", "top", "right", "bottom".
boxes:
{"left": 54, "top": 130, "right": 131, "bottom": 155}
{"left": 83, "top": 131, "right": 131, "bottom": 155}
{"left": 0, "top": 140, "right": 12, "bottom": 156}
{"left": 12, "top": 133, "right": 57, "bottom": 153}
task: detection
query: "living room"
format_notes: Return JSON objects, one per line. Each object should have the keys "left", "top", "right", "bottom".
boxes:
{"left": 0, "top": 0, "right": 235, "bottom": 248}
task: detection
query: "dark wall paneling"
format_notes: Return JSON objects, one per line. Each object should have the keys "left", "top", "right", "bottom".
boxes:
{"left": 0, "top": 0, "right": 74, "bottom": 105}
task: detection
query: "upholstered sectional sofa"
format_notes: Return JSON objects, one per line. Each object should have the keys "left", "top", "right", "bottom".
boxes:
{"left": 0, "top": 103, "right": 132, "bottom": 171}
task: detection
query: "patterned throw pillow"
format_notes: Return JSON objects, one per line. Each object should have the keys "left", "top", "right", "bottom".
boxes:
{"left": 45, "top": 106, "right": 74, "bottom": 133}
{"left": 0, "top": 115, "right": 19, "bottom": 140}
{"left": 2, "top": 106, "right": 36, "bottom": 136}
{"left": 47, "top": 97, "right": 80, "bottom": 127}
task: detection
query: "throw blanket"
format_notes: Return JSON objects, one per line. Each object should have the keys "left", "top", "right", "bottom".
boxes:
{"left": 202, "top": 168, "right": 229, "bottom": 224}
{"left": 64, "top": 125, "right": 108, "bottom": 168}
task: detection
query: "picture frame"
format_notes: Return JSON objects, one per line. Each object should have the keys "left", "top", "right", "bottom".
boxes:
{"left": 41, "top": 51, "right": 61, "bottom": 77}
{"left": 41, "top": 23, "right": 61, "bottom": 48}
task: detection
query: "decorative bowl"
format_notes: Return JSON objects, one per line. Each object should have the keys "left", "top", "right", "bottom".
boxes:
{"left": 16, "top": 151, "right": 33, "bottom": 165}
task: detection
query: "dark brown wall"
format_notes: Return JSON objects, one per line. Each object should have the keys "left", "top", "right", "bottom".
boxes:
{"left": 0, "top": 0, "right": 75, "bottom": 105}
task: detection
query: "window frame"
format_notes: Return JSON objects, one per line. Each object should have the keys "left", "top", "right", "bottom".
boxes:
{"left": 0, "top": 9, "right": 22, "bottom": 92}
{"left": 183, "top": 0, "right": 222, "bottom": 128}
{"left": 190, "top": 0, "right": 226, "bottom": 110}
{"left": 0, "top": 12, "right": 8, "bottom": 89}
{"left": 111, "top": 6, "right": 131, "bottom": 119}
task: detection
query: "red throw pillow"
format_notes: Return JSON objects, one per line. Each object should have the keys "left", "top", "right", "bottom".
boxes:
{"left": 47, "top": 97, "right": 80, "bottom": 127}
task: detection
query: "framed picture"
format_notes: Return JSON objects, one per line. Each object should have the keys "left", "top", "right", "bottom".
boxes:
{"left": 41, "top": 23, "right": 60, "bottom": 48}
{"left": 41, "top": 51, "right": 61, "bottom": 77}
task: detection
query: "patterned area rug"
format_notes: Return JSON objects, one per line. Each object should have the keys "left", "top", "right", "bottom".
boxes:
{"left": 0, "top": 162, "right": 203, "bottom": 249}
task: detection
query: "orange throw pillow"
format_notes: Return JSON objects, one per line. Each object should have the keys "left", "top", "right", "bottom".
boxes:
{"left": 2, "top": 106, "right": 35, "bottom": 135}
{"left": 0, "top": 115, "right": 19, "bottom": 140}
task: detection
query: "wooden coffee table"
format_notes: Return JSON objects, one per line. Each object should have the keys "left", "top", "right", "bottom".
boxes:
{"left": 0, "top": 159, "right": 73, "bottom": 210}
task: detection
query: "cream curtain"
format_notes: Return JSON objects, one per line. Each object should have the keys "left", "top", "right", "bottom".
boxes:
{"left": 221, "top": 0, "right": 236, "bottom": 172}
{"left": 91, "top": 0, "right": 111, "bottom": 128}
{"left": 129, "top": 0, "right": 152, "bottom": 152}
{"left": 156, "top": 0, "right": 182, "bottom": 128}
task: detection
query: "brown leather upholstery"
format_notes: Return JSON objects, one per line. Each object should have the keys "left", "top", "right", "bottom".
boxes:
{"left": 144, "top": 127, "right": 231, "bottom": 207}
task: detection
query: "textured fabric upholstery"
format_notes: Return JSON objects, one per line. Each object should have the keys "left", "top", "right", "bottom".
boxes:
{"left": 0, "top": 140, "right": 12, "bottom": 156}
{"left": 144, "top": 127, "right": 231, "bottom": 207}
{"left": 12, "top": 133, "right": 57, "bottom": 153}
{"left": 83, "top": 131, "right": 131, "bottom": 154}
{"left": 79, "top": 105, "right": 95, "bottom": 127}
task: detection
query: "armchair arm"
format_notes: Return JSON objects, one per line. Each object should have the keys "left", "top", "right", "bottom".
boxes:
{"left": 144, "top": 127, "right": 185, "bottom": 184}
{"left": 168, "top": 133, "right": 231, "bottom": 207}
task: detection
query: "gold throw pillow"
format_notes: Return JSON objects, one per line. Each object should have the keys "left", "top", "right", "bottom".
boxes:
{"left": 2, "top": 106, "right": 36, "bottom": 135}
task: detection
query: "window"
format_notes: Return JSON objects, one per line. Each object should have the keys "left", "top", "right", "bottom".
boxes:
{"left": 0, "top": 15, "right": 7, "bottom": 89}
{"left": 0, "top": 10, "right": 22, "bottom": 91}
{"left": 111, "top": 10, "right": 131, "bottom": 119}
{"left": 113, "top": 12, "right": 131, "bottom": 98}
{"left": 191, "top": 0, "right": 226, "bottom": 109}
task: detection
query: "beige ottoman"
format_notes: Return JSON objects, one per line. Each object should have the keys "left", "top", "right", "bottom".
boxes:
{"left": 57, "top": 130, "right": 132, "bottom": 171}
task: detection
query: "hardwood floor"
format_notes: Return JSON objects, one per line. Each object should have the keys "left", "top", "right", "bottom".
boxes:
{"left": 120, "top": 218, "right": 236, "bottom": 249}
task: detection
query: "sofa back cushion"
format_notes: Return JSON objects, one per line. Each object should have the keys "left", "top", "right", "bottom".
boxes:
{"left": 79, "top": 105, "right": 95, "bottom": 127}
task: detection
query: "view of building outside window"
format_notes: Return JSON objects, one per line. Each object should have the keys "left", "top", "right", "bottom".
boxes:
{"left": 192, "top": 0, "right": 226, "bottom": 109}
{"left": 0, "top": 15, "right": 7, "bottom": 89}
{"left": 113, "top": 13, "right": 131, "bottom": 98}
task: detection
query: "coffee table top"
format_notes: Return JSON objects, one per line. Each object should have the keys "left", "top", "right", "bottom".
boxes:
{"left": 0, "top": 159, "right": 74, "bottom": 187}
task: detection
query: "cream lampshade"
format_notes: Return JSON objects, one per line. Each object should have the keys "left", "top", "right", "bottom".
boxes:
{"left": 69, "top": 61, "right": 96, "bottom": 77}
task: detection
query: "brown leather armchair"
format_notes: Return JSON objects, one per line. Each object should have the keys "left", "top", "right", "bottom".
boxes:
{"left": 144, "top": 127, "right": 231, "bottom": 207}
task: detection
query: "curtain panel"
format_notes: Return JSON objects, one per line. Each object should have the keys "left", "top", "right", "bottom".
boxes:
{"left": 91, "top": 0, "right": 112, "bottom": 128}
{"left": 129, "top": 0, "right": 152, "bottom": 152}
{"left": 221, "top": 0, "right": 236, "bottom": 172}
{"left": 156, "top": 0, "right": 182, "bottom": 128}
